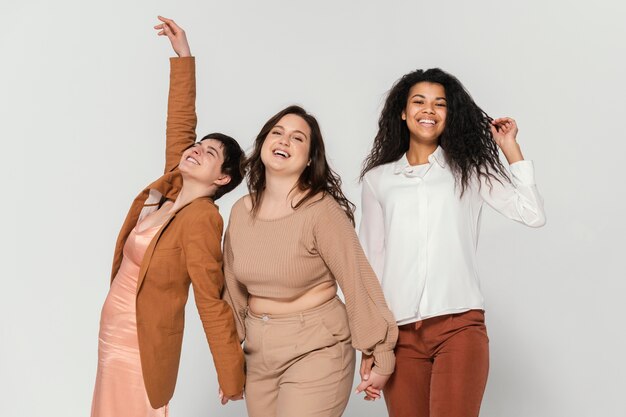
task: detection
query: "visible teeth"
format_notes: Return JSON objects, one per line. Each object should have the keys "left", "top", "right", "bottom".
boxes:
{"left": 419, "top": 119, "right": 435, "bottom": 124}
{"left": 186, "top": 157, "right": 200, "bottom": 165}
{"left": 274, "top": 150, "right": 289, "bottom": 158}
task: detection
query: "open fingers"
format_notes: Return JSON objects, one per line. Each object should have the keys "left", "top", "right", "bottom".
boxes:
{"left": 157, "top": 16, "right": 183, "bottom": 34}
{"left": 153, "top": 22, "right": 166, "bottom": 36}
{"left": 154, "top": 22, "right": 172, "bottom": 37}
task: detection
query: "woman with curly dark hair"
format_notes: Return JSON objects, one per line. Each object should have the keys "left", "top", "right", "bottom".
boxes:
{"left": 358, "top": 68, "right": 546, "bottom": 417}
{"left": 223, "top": 105, "right": 398, "bottom": 417}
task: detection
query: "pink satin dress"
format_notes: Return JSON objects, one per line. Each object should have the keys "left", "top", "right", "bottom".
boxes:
{"left": 91, "top": 224, "right": 168, "bottom": 417}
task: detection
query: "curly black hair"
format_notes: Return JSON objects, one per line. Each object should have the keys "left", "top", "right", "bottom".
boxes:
{"left": 361, "top": 68, "right": 509, "bottom": 195}
{"left": 244, "top": 105, "right": 356, "bottom": 225}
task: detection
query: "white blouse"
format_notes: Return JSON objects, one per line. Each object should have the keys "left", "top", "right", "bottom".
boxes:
{"left": 359, "top": 146, "right": 546, "bottom": 325}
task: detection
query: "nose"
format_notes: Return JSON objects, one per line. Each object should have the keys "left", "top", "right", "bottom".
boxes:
{"left": 422, "top": 105, "right": 435, "bottom": 114}
{"left": 278, "top": 135, "right": 290, "bottom": 147}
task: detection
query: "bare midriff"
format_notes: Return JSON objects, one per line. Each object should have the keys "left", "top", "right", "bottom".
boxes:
{"left": 248, "top": 281, "right": 338, "bottom": 315}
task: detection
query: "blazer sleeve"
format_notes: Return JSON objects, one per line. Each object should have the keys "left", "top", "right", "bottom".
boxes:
{"left": 181, "top": 206, "right": 245, "bottom": 396}
{"left": 313, "top": 198, "right": 398, "bottom": 375}
{"left": 165, "top": 57, "right": 197, "bottom": 173}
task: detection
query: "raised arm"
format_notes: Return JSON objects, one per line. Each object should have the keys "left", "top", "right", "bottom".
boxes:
{"left": 483, "top": 118, "right": 546, "bottom": 226}
{"left": 154, "top": 16, "right": 197, "bottom": 173}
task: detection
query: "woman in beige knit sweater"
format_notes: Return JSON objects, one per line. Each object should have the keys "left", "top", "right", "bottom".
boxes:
{"left": 223, "top": 105, "right": 398, "bottom": 417}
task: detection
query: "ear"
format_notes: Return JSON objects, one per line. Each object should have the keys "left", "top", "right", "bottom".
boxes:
{"left": 214, "top": 174, "right": 231, "bottom": 187}
{"left": 401, "top": 111, "right": 406, "bottom": 121}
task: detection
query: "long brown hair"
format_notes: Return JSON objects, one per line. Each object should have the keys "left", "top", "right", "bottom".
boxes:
{"left": 243, "top": 105, "right": 355, "bottom": 225}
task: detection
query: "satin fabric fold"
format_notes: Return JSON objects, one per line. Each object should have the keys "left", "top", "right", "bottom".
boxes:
{"left": 91, "top": 225, "right": 168, "bottom": 417}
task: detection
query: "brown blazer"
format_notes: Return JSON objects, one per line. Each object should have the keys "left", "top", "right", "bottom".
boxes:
{"left": 109, "top": 57, "right": 244, "bottom": 408}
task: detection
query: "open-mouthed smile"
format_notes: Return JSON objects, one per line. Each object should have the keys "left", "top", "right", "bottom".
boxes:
{"left": 185, "top": 156, "right": 200, "bottom": 165}
{"left": 273, "top": 149, "right": 291, "bottom": 159}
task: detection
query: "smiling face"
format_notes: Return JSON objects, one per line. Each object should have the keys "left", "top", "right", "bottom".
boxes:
{"left": 260, "top": 113, "right": 312, "bottom": 177}
{"left": 402, "top": 82, "right": 447, "bottom": 144}
{"left": 178, "top": 138, "right": 230, "bottom": 189}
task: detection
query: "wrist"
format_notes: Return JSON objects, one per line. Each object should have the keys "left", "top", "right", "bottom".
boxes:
{"left": 501, "top": 142, "right": 524, "bottom": 164}
{"left": 176, "top": 47, "right": 192, "bottom": 58}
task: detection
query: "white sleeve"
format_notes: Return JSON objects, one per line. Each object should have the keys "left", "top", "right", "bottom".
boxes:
{"left": 479, "top": 160, "right": 546, "bottom": 227}
{"left": 359, "top": 176, "right": 386, "bottom": 281}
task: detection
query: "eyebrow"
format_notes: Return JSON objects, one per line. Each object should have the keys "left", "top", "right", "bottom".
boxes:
{"left": 274, "top": 124, "right": 309, "bottom": 139}
{"left": 410, "top": 94, "right": 447, "bottom": 101}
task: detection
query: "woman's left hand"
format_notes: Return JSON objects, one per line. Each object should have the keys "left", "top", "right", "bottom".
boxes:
{"left": 218, "top": 388, "right": 244, "bottom": 405}
{"left": 490, "top": 117, "right": 524, "bottom": 164}
{"left": 355, "top": 354, "right": 390, "bottom": 401}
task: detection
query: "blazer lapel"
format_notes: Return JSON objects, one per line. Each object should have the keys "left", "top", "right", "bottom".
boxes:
{"left": 135, "top": 196, "right": 210, "bottom": 294}
{"left": 135, "top": 210, "right": 178, "bottom": 294}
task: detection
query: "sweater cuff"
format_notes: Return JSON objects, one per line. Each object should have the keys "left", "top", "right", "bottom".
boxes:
{"left": 373, "top": 349, "right": 396, "bottom": 376}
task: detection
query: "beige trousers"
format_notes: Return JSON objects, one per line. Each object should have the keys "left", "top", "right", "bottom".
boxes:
{"left": 243, "top": 297, "right": 356, "bottom": 417}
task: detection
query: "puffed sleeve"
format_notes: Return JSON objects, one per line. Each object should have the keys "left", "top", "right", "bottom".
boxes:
{"left": 313, "top": 197, "right": 398, "bottom": 375}
{"left": 479, "top": 160, "right": 546, "bottom": 227}
{"left": 182, "top": 206, "right": 245, "bottom": 396}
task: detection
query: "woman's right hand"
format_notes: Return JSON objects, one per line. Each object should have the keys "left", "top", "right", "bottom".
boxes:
{"left": 154, "top": 16, "right": 191, "bottom": 58}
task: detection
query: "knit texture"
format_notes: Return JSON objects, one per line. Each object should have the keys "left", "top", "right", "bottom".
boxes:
{"left": 223, "top": 194, "right": 398, "bottom": 374}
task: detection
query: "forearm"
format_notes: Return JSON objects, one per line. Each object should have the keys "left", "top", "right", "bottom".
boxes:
{"left": 500, "top": 142, "right": 524, "bottom": 164}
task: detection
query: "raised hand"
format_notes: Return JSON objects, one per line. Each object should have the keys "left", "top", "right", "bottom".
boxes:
{"left": 154, "top": 16, "right": 191, "bottom": 57}
{"left": 490, "top": 117, "right": 524, "bottom": 164}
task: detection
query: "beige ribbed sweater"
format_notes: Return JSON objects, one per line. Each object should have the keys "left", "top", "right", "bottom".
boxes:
{"left": 223, "top": 194, "right": 398, "bottom": 375}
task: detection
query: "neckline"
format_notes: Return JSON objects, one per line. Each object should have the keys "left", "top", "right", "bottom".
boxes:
{"left": 240, "top": 194, "right": 324, "bottom": 223}
{"left": 133, "top": 222, "right": 165, "bottom": 234}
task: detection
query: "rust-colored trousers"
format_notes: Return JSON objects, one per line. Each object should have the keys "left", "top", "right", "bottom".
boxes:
{"left": 384, "top": 309, "right": 489, "bottom": 417}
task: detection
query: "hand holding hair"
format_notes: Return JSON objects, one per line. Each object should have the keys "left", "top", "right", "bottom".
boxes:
{"left": 154, "top": 16, "right": 191, "bottom": 58}
{"left": 491, "top": 117, "right": 524, "bottom": 164}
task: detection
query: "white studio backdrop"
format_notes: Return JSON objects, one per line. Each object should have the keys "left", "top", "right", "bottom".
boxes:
{"left": 1, "top": 0, "right": 624, "bottom": 416}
